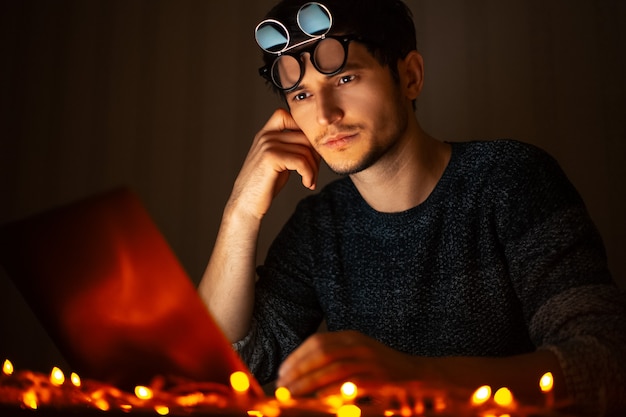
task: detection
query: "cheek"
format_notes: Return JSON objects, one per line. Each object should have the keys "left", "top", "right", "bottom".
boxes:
{"left": 290, "top": 112, "right": 318, "bottom": 142}
{"left": 342, "top": 80, "right": 395, "bottom": 116}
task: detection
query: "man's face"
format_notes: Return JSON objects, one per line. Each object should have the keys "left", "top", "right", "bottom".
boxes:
{"left": 285, "top": 42, "right": 410, "bottom": 176}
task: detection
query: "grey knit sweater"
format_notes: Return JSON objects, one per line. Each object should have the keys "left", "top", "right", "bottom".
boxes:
{"left": 234, "top": 140, "right": 626, "bottom": 414}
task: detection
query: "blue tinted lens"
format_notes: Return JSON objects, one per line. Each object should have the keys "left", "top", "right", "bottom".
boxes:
{"left": 256, "top": 21, "right": 289, "bottom": 53}
{"left": 298, "top": 3, "right": 331, "bottom": 36}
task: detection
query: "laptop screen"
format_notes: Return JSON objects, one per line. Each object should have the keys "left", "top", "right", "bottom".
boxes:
{"left": 0, "top": 188, "right": 261, "bottom": 395}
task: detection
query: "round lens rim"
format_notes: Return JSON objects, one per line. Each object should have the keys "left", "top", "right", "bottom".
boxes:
{"left": 255, "top": 19, "right": 290, "bottom": 54}
{"left": 271, "top": 55, "right": 304, "bottom": 92}
{"left": 311, "top": 37, "right": 348, "bottom": 75}
{"left": 296, "top": 2, "right": 333, "bottom": 38}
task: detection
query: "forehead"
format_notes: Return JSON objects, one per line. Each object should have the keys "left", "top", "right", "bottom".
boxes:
{"left": 339, "top": 41, "right": 381, "bottom": 70}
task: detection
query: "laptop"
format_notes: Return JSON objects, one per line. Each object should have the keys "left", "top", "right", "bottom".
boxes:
{"left": 0, "top": 187, "right": 262, "bottom": 395}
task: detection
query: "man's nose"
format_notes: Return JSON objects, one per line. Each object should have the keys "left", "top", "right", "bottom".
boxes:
{"left": 316, "top": 87, "right": 343, "bottom": 126}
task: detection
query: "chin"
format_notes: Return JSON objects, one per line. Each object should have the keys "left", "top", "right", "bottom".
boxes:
{"left": 327, "top": 153, "right": 380, "bottom": 176}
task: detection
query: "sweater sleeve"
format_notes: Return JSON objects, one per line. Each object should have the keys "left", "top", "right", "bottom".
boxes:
{"left": 532, "top": 285, "right": 626, "bottom": 416}
{"left": 232, "top": 201, "right": 325, "bottom": 385}
{"left": 491, "top": 141, "right": 626, "bottom": 415}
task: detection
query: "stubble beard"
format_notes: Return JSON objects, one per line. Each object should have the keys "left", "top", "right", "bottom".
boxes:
{"left": 325, "top": 102, "right": 409, "bottom": 176}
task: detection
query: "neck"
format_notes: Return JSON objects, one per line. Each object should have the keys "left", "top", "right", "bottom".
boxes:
{"left": 350, "top": 120, "right": 451, "bottom": 213}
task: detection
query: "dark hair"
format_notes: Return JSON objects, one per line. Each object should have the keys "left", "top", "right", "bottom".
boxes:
{"left": 259, "top": 0, "right": 417, "bottom": 96}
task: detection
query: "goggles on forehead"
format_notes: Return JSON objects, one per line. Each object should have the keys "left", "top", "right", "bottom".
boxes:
{"left": 255, "top": 2, "right": 358, "bottom": 92}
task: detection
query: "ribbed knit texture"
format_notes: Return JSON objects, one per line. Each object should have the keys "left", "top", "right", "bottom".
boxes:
{"left": 234, "top": 140, "right": 626, "bottom": 414}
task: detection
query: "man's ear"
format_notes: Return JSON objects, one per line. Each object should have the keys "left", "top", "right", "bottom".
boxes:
{"left": 400, "top": 50, "right": 424, "bottom": 101}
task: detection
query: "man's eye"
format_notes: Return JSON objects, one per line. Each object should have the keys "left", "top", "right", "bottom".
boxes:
{"left": 292, "top": 92, "right": 310, "bottom": 102}
{"left": 338, "top": 75, "right": 356, "bottom": 85}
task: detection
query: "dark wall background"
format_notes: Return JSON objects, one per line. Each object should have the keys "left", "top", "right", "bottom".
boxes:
{"left": 1, "top": 0, "right": 624, "bottom": 373}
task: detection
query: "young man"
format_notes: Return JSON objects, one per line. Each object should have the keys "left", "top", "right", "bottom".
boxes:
{"left": 199, "top": 0, "right": 625, "bottom": 413}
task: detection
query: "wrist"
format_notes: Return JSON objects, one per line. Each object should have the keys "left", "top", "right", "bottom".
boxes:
{"left": 223, "top": 198, "right": 264, "bottom": 227}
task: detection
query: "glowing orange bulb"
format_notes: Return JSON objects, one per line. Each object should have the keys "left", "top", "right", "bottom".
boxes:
{"left": 471, "top": 385, "right": 492, "bottom": 405}
{"left": 94, "top": 398, "right": 110, "bottom": 411}
{"left": 2, "top": 359, "right": 13, "bottom": 376}
{"left": 340, "top": 381, "right": 358, "bottom": 401}
{"left": 275, "top": 386, "right": 292, "bottom": 403}
{"left": 155, "top": 405, "right": 170, "bottom": 415}
{"left": 540, "top": 372, "right": 554, "bottom": 393}
{"left": 50, "top": 366, "right": 65, "bottom": 386}
{"left": 434, "top": 396, "right": 446, "bottom": 412}
{"left": 176, "top": 392, "right": 205, "bottom": 407}
{"left": 337, "top": 404, "right": 361, "bottom": 417}
{"left": 135, "top": 385, "right": 154, "bottom": 400}
{"left": 70, "top": 372, "right": 81, "bottom": 387}
{"left": 324, "top": 394, "right": 344, "bottom": 409}
{"left": 259, "top": 404, "right": 281, "bottom": 417}
{"left": 230, "top": 371, "right": 251, "bottom": 393}
{"left": 493, "top": 387, "right": 514, "bottom": 407}
{"left": 22, "top": 391, "right": 38, "bottom": 409}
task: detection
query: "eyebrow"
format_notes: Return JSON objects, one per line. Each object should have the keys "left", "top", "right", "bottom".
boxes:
{"left": 287, "top": 85, "right": 306, "bottom": 97}
{"left": 340, "top": 60, "right": 368, "bottom": 72}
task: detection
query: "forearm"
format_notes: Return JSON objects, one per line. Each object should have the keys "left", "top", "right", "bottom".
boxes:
{"left": 279, "top": 331, "right": 567, "bottom": 405}
{"left": 198, "top": 204, "right": 261, "bottom": 342}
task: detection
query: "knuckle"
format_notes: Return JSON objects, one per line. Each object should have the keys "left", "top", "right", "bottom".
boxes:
{"left": 274, "top": 108, "right": 289, "bottom": 118}
{"left": 257, "top": 139, "right": 274, "bottom": 153}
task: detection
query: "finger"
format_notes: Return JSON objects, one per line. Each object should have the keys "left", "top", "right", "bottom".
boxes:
{"left": 278, "top": 334, "right": 333, "bottom": 381}
{"left": 260, "top": 108, "right": 302, "bottom": 136}
{"left": 294, "top": 146, "right": 320, "bottom": 190}
{"left": 256, "top": 108, "right": 321, "bottom": 188}
{"left": 278, "top": 332, "right": 363, "bottom": 385}
{"left": 283, "top": 360, "right": 378, "bottom": 397}
{"left": 308, "top": 148, "right": 322, "bottom": 189}
{"left": 260, "top": 141, "right": 319, "bottom": 190}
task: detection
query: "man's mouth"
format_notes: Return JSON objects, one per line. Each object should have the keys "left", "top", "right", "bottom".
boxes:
{"left": 320, "top": 132, "right": 359, "bottom": 149}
